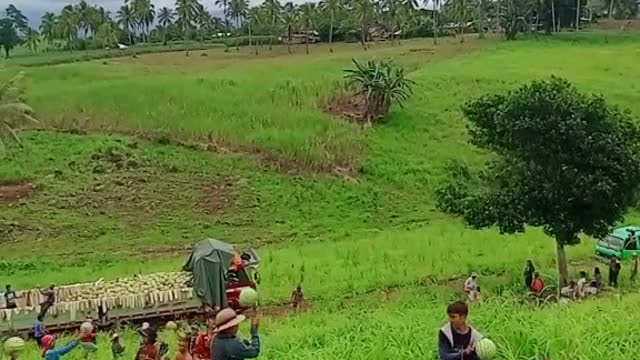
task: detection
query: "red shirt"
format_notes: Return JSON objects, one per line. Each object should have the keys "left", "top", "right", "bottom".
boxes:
{"left": 531, "top": 278, "right": 544, "bottom": 293}
{"left": 192, "top": 333, "right": 211, "bottom": 359}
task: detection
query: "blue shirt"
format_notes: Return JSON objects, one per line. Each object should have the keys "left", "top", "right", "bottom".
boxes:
{"left": 44, "top": 340, "right": 79, "bottom": 360}
{"left": 34, "top": 320, "right": 44, "bottom": 337}
{"left": 212, "top": 325, "right": 260, "bottom": 360}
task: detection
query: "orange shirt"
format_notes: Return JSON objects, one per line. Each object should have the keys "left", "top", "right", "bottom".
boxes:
{"left": 531, "top": 278, "right": 544, "bottom": 293}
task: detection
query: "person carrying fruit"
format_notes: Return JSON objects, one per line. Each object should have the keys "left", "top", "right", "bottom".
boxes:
{"left": 438, "top": 301, "right": 483, "bottom": 360}
{"left": 41, "top": 334, "right": 83, "bottom": 360}
{"left": 211, "top": 308, "right": 261, "bottom": 360}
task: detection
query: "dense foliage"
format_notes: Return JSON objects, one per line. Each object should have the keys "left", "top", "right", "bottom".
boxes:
{"left": 436, "top": 77, "right": 640, "bottom": 285}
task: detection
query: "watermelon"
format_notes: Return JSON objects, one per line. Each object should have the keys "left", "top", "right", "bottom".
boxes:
{"left": 165, "top": 321, "right": 178, "bottom": 330}
{"left": 3, "top": 337, "right": 25, "bottom": 354}
{"left": 239, "top": 288, "right": 259, "bottom": 307}
{"left": 475, "top": 338, "right": 497, "bottom": 360}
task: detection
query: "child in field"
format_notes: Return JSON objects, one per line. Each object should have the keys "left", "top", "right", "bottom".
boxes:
{"left": 291, "top": 285, "right": 304, "bottom": 311}
{"left": 111, "top": 334, "right": 125, "bottom": 359}
{"left": 531, "top": 273, "right": 545, "bottom": 294}
{"left": 463, "top": 273, "right": 478, "bottom": 301}
{"left": 438, "top": 301, "right": 483, "bottom": 360}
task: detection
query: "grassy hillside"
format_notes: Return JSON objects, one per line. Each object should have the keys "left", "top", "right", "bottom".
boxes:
{"left": 3, "top": 32, "right": 640, "bottom": 360}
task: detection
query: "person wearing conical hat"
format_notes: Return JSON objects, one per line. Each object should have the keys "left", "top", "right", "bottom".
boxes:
{"left": 211, "top": 308, "right": 261, "bottom": 360}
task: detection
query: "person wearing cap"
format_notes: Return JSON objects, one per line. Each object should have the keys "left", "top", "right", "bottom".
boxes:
{"left": 463, "top": 273, "right": 478, "bottom": 302}
{"left": 135, "top": 327, "right": 169, "bottom": 360}
{"left": 42, "top": 334, "right": 83, "bottom": 360}
{"left": 211, "top": 308, "right": 261, "bottom": 360}
{"left": 111, "top": 333, "right": 125, "bottom": 359}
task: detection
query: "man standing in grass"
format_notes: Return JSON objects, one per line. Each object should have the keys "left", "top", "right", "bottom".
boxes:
{"left": 609, "top": 257, "right": 621, "bottom": 287}
{"left": 631, "top": 253, "right": 638, "bottom": 283}
{"left": 438, "top": 301, "right": 483, "bottom": 360}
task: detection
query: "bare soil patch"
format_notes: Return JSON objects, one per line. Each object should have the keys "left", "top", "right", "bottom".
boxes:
{"left": 201, "top": 178, "right": 238, "bottom": 215}
{"left": 322, "top": 93, "right": 370, "bottom": 123}
{"left": 0, "top": 181, "right": 35, "bottom": 203}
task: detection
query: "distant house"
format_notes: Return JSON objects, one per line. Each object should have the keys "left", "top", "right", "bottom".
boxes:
{"left": 368, "top": 25, "right": 391, "bottom": 41}
{"left": 288, "top": 30, "right": 320, "bottom": 44}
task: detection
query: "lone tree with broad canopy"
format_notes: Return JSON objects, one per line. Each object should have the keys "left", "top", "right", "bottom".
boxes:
{"left": 436, "top": 76, "right": 640, "bottom": 287}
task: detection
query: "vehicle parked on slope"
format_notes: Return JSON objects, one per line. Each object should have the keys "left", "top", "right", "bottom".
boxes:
{"left": 595, "top": 226, "right": 640, "bottom": 260}
{"left": 0, "top": 239, "right": 259, "bottom": 337}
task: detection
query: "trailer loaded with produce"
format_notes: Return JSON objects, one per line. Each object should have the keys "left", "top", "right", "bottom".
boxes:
{"left": 0, "top": 239, "right": 259, "bottom": 337}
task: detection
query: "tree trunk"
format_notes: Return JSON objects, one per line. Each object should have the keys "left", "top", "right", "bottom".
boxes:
{"left": 360, "top": 24, "right": 367, "bottom": 51}
{"left": 329, "top": 11, "right": 334, "bottom": 53}
{"left": 185, "top": 30, "right": 190, "bottom": 56}
{"left": 608, "top": 0, "right": 615, "bottom": 18}
{"left": 556, "top": 239, "right": 569, "bottom": 288}
{"left": 433, "top": 7, "right": 438, "bottom": 45}
{"left": 269, "top": 18, "right": 274, "bottom": 51}
{"left": 287, "top": 25, "right": 291, "bottom": 54}
{"left": 575, "top": 0, "right": 580, "bottom": 31}
{"left": 305, "top": 31, "right": 309, "bottom": 54}
{"left": 129, "top": 31, "right": 133, "bottom": 45}
{"left": 551, "top": 0, "right": 556, "bottom": 32}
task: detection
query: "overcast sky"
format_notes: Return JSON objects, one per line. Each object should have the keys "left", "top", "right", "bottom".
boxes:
{"left": 4, "top": 0, "right": 436, "bottom": 26}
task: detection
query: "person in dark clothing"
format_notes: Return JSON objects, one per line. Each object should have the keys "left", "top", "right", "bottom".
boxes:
{"left": 212, "top": 308, "right": 260, "bottom": 360}
{"left": 438, "top": 301, "right": 483, "bottom": 360}
{"left": 4, "top": 285, "right": 17, "bottom": 309}
{"left": 111, "top": 334, "right": 125, "bottom": 359}
{"left": 609, "top": 257, "right": 622, "bottom": 287}
{"left": 39, "top": 284, "right": 56, "bottom": 318}
{"left": 523, "top": 260, "right": 535, "bottom": 289}
{"left": 591, "top": 267, "right": 603, "bottom": 290}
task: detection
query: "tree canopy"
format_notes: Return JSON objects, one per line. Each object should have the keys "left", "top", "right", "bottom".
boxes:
{"left": 436, "top": 77, "right": 640, "bottom": 285}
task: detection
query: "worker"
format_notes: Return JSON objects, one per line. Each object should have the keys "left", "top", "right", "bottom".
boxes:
{"left": 438, "top": 301, "right": 483, "bottom": 360}
{"left": 631, "top": 253, "right": 639, "bottom": 283}
{"left": 111, "top": 334, "right": 125, "bottom": 359}
{"left": 135, "top": 327, "right": 169, "bottom": 360}
{"left": 291, "top": 285, "right": 304, "bottom": 311}
{"left": 609, "top": 257, "right": 621, "bottom": 287}
{"left": 4, "top": 285, "right": 17, "bottom": 309}
{"left": 212, "top": 308, "right": 261, "bottom": 360}
{"left": 175, "top": 336, "right": 193, "bottom": 360}
{"left": 463, "top": 273, "right": 478, "bottom": 301}
{"left": 39, "top": 284, "right": 56, "bottom": 318}
{"left": 523, "top": 260, "right": 535, "bottom": 290}
{"left": 576, "top": 271, "right": 588, "bottom": 299}
{"left": 42, "top": 334, "right": 82, "bottom": 360}
{"left": 590, "top": 267, "right": 603, "bottom": 290}
{"left": 34, "top": 315, "right": 46, "bottom": 346}
{"left": 530, "top": 272, "right": 544, "bottom": 294}
{"left": 560, "top": 281, "right": 577, "bottom": 300}
{"left": 193, "top": 317, "right": 216, "bottom": 360}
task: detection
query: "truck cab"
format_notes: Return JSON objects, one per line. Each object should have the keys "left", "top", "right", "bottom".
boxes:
{"left": 596, "top": 226, "right": 640, "bottom": 260}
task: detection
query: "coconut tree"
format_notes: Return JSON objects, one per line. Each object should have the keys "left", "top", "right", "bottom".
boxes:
{"left": 430, "top": 0, "right": 440, "bottom": 44}
{"left": 262, "top": 0, "right": 282, "bottom": 50}
{"left": 215, "top": 0, "right": 231, "bottom": 32}
{"left": 229, "top": 0, "right": 249, "bottom": 50}
{"left": 281, "top": 2, "right": 297, "bottom": 54}
{"left": 0, "top": 72, "right": 39, "bottom": 157}
{"left": 133, "top": 0, "right": 156, "bottom": 43}
{"left": 319, "top": 0, "right": 343, "bottom": 53}
{"left": 353, "top": 0, "right": 374, "bottom": 50}
{"left": 117, "top": 4, "right": 136, "bottom": 44}
{"left": 298, "top": 3, "right": 318, "bottom": 55}
{"left": 95, "top": 22, "right": 118, "bottom": 48}
{"left": 158, "top": 7, "right": 175, "bottom": 45}
{"left": 176, "top": 0, "right": 201, "bottom": 55}
{"left": 248, "top": 6, "right": 264, "bottom": 54}
{"left": 24, "top": 28, "right": 39, "bottom": 53}
{"left": 58, "top": 5, "right": 80, "bottom": 51}
{"left": 40, "top": 12, "right": 57, "bottom": 45}
{"left": 76, "top": 0, "right": 92, "bottom": 38}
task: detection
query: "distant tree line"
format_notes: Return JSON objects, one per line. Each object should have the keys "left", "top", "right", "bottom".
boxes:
{"left": 0, "top": 0, "right": 637, "bottom": 58}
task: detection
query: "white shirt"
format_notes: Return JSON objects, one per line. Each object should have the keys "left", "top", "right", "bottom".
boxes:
{"left": 464, "top": 277, "right": 477, "bottom": 292}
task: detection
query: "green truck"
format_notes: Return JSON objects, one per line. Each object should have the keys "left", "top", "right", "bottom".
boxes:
{"left": 595, "top": 226, "right": 640, "bottom": 260}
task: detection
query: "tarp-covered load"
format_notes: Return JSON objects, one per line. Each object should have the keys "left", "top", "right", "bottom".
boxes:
{"left": 183, "top": 239, "right": 236, "bottom": 308}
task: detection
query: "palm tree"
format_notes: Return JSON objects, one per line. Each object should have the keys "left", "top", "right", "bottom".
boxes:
{"left": 58, "top": 5, "right": 80, "bottom": 51}
{"left": 117, "top": 4, "right": 137, "bottom": 45}
{"left": 95, "top": 22, "right": 118, "bottom": 48}
{"left": 176, "top": 0, "right": 201, "bottom": 55}
{"left": 298, "top": 3, "right": 317, "bottom": 55}
{"left": 133, "top": 0, "right": 156, "bottom": 43}
{"left": 445, "top": 0, "right": 472, "bottom": 42}
{"left": 25, "top": 28, "right": 39, "bottom": 53}
{"left": 248, "top": 7, "right": 263, "bottom": 55}
{"left": 158, "top": 7, "right": 175, "bottom": 45}
{"left": 319, "top": 0, "right": 342, "bottom": 53}
{"left": 228, "top": 0, "right": 249, "bottom": 50}
{"left": 76, "top": 0, "right": 92, "bottom": 38}
{"left": 353, "top": 0, "right": 374, "bottom": 50}
{"left": 262, "top": 0, "right": 282, "bottom": 51}
{"left": 281, "top": 2, "right": 297, "bottom": 54}
{"left": 384, "top": 0, "right": 401, "bottom": 44}
{"left": 0, "top": 72, "right": 39, "bottom": 157}
{"left": 215, "top": 0, "right": 231, "bottom": 32}
{"left": 430, "top": 0, "right": 440, "bottom": 44}
{"left": 89, "top": 6, "right": 110, "bottom": 35}
{"left": 40, "top": 12, "right": 57, "bottom": 46}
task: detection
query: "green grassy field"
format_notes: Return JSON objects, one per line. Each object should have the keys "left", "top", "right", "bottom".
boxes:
{"left": 3, "top": 32, "right": 640, "bottom": 360}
